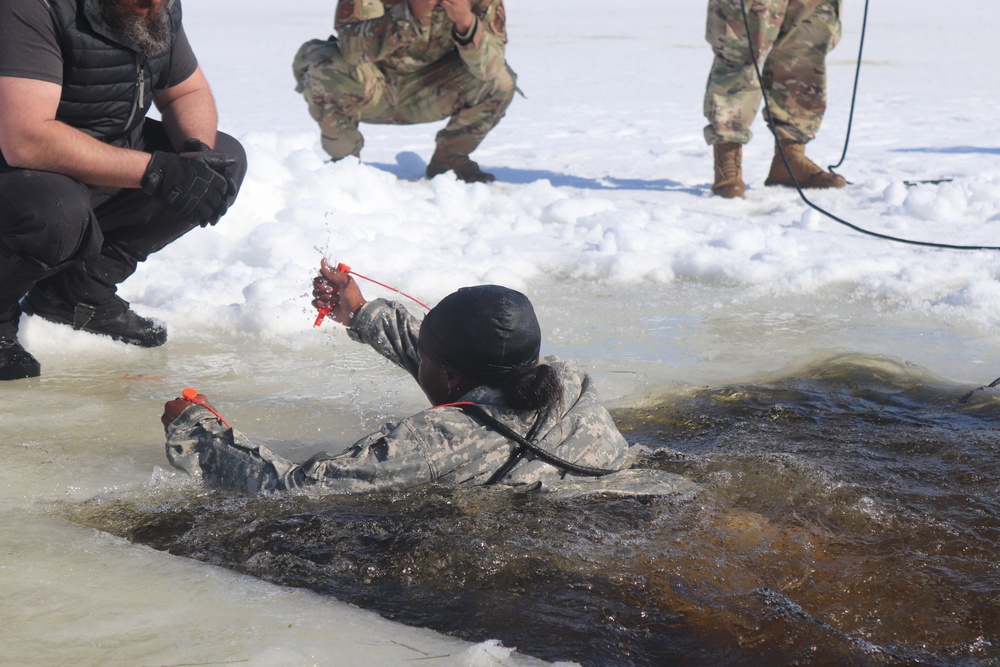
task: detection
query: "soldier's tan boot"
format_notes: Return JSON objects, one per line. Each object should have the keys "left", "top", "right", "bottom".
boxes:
{"left": 426, "top": 154, "right": 495, "bottom": 183}
{"left": 711, "top": 142, "right": 746, "bottom": 199}
{"left": 764, "top": 140, "right": 846, "bottom": 189}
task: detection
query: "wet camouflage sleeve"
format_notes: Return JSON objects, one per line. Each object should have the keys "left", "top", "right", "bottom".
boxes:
{"left": 346, "top": 298, "right": 423, "bottom": 379}
{"left": 164, "top": 404, "right": 437, "bottom": 494}
{"left": 453, "top": 0, "right": 509, "bottom": 82}
{"left": 333, "top": 0, "right": 508, "bottom": 81}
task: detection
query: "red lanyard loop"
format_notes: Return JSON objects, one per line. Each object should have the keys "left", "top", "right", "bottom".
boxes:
{"left": 313, "top": 262, "right": 351, "bottom": 327}
{"left": 313, "top": 261, "right": 431, "bottom": 327}
{"left": 182, "top": 387, "right": 231, "bottom": 428}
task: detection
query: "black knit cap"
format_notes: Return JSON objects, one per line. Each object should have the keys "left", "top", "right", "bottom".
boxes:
{"left": 418, "top": 285, "right": 541, "bottom": 383}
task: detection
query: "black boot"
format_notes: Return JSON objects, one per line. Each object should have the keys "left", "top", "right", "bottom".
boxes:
{"left": 0, "top": 339, "right": 41, "bottom": 380}
{"left": 0, "top": 305, "right": 40, "bottom": 381}
{"left": 0, "top": 255, "right": 53, "bottom": 380}
{"left": 21, "top": 288, "right": 167, "bottom": 348}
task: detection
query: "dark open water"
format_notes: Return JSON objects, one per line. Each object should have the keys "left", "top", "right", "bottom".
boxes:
{"left": 63, "top": 353, "right": 1000, "bottom": 666}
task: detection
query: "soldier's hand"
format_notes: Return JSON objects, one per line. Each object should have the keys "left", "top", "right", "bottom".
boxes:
{"left": 178, "top": 138, "right": 240, "bottom": 227}
{"left": 162, "top": 393, "right": 208, "bottom": 435}
{"left": 312, "top": 258, "right": 366, "bottom": 326}
{"left": 441, "top": 0, "right": 475, "bottom": 33}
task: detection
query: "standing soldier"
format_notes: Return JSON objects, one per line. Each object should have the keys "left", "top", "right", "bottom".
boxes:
{"left": 293, "top": 0, "right": 516, "bottom": 183}
{"left": 704, "top": 0, "right": 846, "bottom": 198}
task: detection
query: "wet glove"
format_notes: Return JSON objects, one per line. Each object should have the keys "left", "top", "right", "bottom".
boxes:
{"left": 141, "top": 142, "right": 236, "bottom": 226}
{"left": 160, "top": 394, "right": 208, "bottom": 434}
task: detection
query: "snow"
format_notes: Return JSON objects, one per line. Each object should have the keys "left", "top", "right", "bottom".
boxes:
{"left": 86, "top": 0, "right": 1000, "bottom": 346}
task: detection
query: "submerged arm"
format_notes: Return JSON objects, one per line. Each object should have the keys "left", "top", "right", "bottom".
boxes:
{"left": 164, "top": 405, "right": 435, "bottom": 494}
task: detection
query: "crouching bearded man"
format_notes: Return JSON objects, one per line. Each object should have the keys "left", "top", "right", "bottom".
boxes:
{"left": 293, "top": 0, "right": 516, "bottom": 183}
{"left": 0, "top": 0, "right": 247, "bottom": 380}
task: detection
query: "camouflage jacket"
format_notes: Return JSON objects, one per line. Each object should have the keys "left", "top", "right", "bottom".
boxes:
{"left": 165, "top": 299, "right": 631, "bottom": 495}
{"left": 333, "top": 0, "right": 508, "bottom": 79}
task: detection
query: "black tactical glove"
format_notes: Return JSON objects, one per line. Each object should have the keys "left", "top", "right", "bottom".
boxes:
{"left": 178, "top": 139, "right": 240, "bottom": 225}
{"left": 141, "top": 142, "right": 237, "bottom": 226}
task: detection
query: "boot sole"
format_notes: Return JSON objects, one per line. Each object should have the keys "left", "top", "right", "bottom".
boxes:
{"left": 0, "top": 348, "right": 40, "bottom": 380}
{"left": 712, "top": 184, "right": 746, "bottom": 198}
{"left": 22, "top": 301, "right": 167, "bottom": 348}
{"left": 0, "top": 364, "right": 40, "bottom": 380}
{"left": 764, "top": 178, "right": 847, "bottom": 189}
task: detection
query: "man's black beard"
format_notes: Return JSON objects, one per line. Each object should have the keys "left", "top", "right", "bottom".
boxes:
{"left": 99, "top": 0, "right": 172, "bottom": 58}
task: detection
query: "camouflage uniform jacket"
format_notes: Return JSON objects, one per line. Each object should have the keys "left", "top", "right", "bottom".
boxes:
{"left": 165, "top": 299, "right": 631, "bottom": 495}
{"left": 334, "top": 0, "right": 508, "bottom": 80}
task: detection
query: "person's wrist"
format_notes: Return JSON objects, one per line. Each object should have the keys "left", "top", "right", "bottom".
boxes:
{"left": 350, "top": 299, "right": 366, "bottom": 320}
{"left": 346, "top": 299, "right": 370, "bottom": 330}
{"left": 180, "top": 138, "right": 211, "bottom": 153}
{"left": 140, "top": 153, "right": 162, "bottom": 195}
{"left": 452, "top": 15, "right": 477, "bottom": 45}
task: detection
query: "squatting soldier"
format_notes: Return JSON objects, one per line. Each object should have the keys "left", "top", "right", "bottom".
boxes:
{"left": 161, "top": 264, "right": 630, "bottom": 494}
{"left": 293, "top": 0, "right": 517, "bottom": 183}
{"left": 0, "top": 0, "right": 247, "bottom": 380}
{"left": 704, "top": 0, "right": 846, "bottom": 198}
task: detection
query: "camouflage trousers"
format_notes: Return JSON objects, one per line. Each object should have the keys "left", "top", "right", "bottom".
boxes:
{"left": 293, "top": 38, "right": 517, "bottom": 161}
{"left": 703, "top": 0, "right": 842, "bottom": 145}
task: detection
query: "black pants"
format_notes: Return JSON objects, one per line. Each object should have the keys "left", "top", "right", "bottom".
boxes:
{"left": 0, "top": 121, "right": 248, "bottom": 321}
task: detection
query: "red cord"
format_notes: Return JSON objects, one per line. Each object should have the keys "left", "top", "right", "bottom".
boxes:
{"left": 313, "top": 261, "right": 430, "bottom": 327}
{"left": 182, "top": 387, "right": 231, "bottom": 428}
{"left": 347, "top": 269, "right": 431, "bottom": 311}
{"left": 434, "top": 401, "right": 475, "bottom": 409}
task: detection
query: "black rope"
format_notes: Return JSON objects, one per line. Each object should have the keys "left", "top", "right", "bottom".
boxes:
{"left": 958, "top": 376, "right": 1000, "bottom": 404}
{"left": 827, "top": 0, "right": 868, "bottom": 172}
{"left": 483, "top": 410, "right": 542, "bottom": 485}
{"left": 484, "top": 446, "right": 526, "bottom": 485}
{"left": 457, "top": 403, "right": 618, "bottom": 479}
{"left": 737, "top": 0, "right": 1000, "bottom": 252}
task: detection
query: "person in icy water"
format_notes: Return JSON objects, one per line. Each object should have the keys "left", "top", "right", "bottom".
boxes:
{"left": 161, "top": 261, "right": 630, "bottom": 494}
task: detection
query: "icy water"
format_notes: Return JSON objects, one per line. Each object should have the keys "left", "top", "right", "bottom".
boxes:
{"left": 19, "top": 283, "right": 999, "bottom": 667}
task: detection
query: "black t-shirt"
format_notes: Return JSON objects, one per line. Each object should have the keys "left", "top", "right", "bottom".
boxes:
{"left": 0, "top": 0, "right": 198, "bottom": 89}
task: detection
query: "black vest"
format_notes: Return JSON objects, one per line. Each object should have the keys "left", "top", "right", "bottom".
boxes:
{"left": 46, "top": 0, "right": 183, "bottom": 148}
